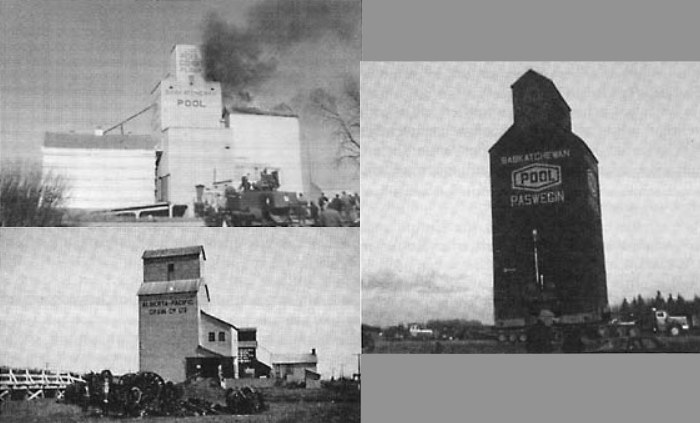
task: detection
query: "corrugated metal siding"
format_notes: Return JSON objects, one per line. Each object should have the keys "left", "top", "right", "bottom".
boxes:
{"left": 137, "top": 278, "right": 202, "bottom": 296}
{"left": 44, "top": 132, "right": 156, "bottom": 150}
{"left": 42, "top": 146, "right": 155, "bottom": 209}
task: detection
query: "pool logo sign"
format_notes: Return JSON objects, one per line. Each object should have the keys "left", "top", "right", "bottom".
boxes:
{"left": 512, "top": 163, "right": 561, "bottom": 192}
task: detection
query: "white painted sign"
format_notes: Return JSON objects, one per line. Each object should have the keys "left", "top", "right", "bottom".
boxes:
{"left": 170, "top": 45, "right": 204, "bottom": 82}
{"left": 500, "top": 149, "right": 571, "bottom": 166}
{"left": 512, "top": 163, "right": 562, "bottom": 192}
{"left": 152, "top": 80, "right": 222, "bottom": 130}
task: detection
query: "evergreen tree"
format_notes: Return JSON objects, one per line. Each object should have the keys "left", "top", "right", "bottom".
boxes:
{"left": 676, "top": 294, "right": 687, "bottom": 315}
{"left": 666, "top": 293, "right": 675, "bottom": 312}
{"left": 631, "top": 297, "right": 639, "bottom": 319}
{"left": 636, "top": 295, "right": 646, "bottom": 317}
{"left": 620, "top": 298, "right": 630, "bottom": 319}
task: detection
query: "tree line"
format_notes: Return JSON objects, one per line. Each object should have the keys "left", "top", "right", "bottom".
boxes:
{"left": 613, "top": 291, "right": 700, "bottom": 323}
{"left": 362, "top": 319, "right": 484, "bottom": 341}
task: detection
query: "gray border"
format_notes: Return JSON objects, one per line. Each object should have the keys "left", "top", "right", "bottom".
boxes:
{"left": 363, "top": 0, "right": 700, "bottom": 60}
{"left": 363, "top": 354, "right": 700, "bottom": 422}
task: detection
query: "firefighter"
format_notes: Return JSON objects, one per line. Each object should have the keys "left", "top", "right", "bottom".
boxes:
{"left": 239, "top": 175, "right": 251, "bottom": 191}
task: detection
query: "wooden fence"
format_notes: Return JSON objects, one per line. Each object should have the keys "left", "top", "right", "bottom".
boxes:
{"left": 0, "top": 368, "right": 84, "bottom": 402}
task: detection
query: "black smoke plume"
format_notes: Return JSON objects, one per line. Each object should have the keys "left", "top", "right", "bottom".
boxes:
{"left": 201, "top": 1, "right": 360, "bottom": 105}
{"left": 201, "top": 13, "right": 277, "bottom": 104}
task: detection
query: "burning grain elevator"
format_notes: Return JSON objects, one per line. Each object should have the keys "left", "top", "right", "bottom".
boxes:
{"left": 489, "top": 70, "right": 609, "bottom": 327}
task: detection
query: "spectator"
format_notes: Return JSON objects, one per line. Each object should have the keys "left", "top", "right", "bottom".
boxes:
{"left": 348, "top": 193, "right": 358, "bottom": 222}
{"left": 296, "top": 193, "right": 307, "bottom": 226}
{"left": 320, "top": 202, "right": 343, "bottom": 227}
{"left": 340, "top": 191, "right": 352, "bottom": 222}
{"left": 309, "top": 201, "right": 319, "bottom": 226}
{"left": 318, "top": 193, "right": 329, "bottom": 211}
{"left": 330, "top": 194, "right": 342, "bottom": 212}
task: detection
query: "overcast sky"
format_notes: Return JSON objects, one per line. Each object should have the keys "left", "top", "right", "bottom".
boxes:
{"left": 362, "top": 62, "right": 700, "bottom": 327}
{"left": 0, "top": 228, "right": 359, "bottom": 379}
{"left": 0, "top": 0, "right": 360, "bottom": 191}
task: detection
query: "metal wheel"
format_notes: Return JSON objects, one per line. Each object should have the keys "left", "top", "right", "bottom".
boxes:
{"left": 670, "top": 326, "right": 681, "bottom": 337}
{"left": 134, "top": 371, "right": 164, "bottom": 415}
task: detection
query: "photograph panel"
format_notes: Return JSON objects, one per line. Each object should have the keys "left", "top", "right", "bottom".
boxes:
{"left": 362, "top": 62, "right": 700, "bottom": 354}
{"left": 0, "top": 227, "right": 360, "bottom": 419}
{"left": 0, "top": 0, "right": 360, "bottom": 227}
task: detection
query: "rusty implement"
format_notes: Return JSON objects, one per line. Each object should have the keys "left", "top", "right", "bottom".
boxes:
{"left": 63, "top": 370, "right": 265, "bottom": 417}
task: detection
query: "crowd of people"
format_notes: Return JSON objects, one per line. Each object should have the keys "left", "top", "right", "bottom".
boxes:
{"left": 310, "top": 191, "right": 360, "bottom": 227}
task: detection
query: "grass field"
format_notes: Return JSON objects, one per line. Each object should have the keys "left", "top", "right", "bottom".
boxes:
{"left": 369, "top": 335, "right": 700, "bottom": 354}
{"left": 371, "top": 338, "right": 526, "bottom": 354}
{"left": 0, "top": 386, "right": 360, "bottom": 423}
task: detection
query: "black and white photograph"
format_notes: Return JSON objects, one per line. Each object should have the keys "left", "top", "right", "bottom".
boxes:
{"left": 0, "top": 228, "right": 360, "bottom": 421}
{"left": 0, "top": 0, "right": 360, "bottom": 227}
{"left": 0, "top": 1, "right": 362, "bottom": 422}
{"left": 362, "top": 62, "right": 700, "bottom": 354}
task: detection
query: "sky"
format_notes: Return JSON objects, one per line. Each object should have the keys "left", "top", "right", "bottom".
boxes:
{"left": 0, "top": 228, "right": 360, "bottom": 379}
{"left": 362, "top": 62, "right": 700, "bottom": 327}
{"left": 0, "top": 0, "right": 360, "bottom": 192}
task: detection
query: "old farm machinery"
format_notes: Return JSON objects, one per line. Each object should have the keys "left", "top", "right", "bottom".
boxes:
{"left": 59, "top": 369, "right": 265, "bottom": 418}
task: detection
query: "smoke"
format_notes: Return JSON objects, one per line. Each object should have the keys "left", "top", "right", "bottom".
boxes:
{"left": 201, "top": 13, "right": 277, "bottom": 104}
{"left": 201, "top": 0, "right": 361, "bottom": 106}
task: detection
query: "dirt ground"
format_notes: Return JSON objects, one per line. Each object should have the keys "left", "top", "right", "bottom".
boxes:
{"left": 0, "top": 386, "right": 360, "bottom": 423}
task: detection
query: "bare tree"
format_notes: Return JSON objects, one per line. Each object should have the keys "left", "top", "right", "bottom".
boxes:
{"left": 0, "top": 161, "right": 70, "bottom": 226}
{"left": 310, "top": 77, "right": 360, "bottom": 167}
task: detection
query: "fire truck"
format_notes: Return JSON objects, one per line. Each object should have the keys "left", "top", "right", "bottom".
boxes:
{"left": 195, "top": 170, "right": 311, "bottom": 227}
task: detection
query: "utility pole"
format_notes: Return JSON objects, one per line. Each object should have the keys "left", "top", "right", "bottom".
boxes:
{"left": 533, "top": 229, "right": 541, "bottom": 290}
